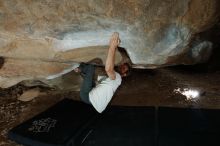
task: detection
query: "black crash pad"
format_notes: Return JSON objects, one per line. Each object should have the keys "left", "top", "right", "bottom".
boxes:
{"left": 158, "top": 107, "right": 220, "bottom": 146}
{"left": 78, "top": 106, "right": 155, "bottom": 146}
{"left": 8, "top": 99, "right": 98, "bottom": 146}
{"left": 8, "top": 99, "right": 220, "bottom": 146}
{"left": 8, "top": 99, "right": 155, "bottom": 146}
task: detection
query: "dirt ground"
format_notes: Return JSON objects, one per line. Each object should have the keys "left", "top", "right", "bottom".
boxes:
{"left": 0, "top": 66, "right": 220, "bottom": 145}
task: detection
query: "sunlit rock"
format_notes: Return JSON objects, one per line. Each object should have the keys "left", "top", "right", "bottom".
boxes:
{"left": 0, "top": 0, "right": 219, "bottom": 88}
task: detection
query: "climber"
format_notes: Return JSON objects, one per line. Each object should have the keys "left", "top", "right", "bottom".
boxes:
{"left": 74, "top": 32, "right": 131, "bottom": 113}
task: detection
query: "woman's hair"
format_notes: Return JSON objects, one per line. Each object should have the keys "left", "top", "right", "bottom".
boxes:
{"left": 117, "top": 47, "right": 132, "bottom": 77}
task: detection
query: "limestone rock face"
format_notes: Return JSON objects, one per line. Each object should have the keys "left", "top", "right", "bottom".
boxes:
{"left": 0, "top": 0, "right": 219, "bottom": 88}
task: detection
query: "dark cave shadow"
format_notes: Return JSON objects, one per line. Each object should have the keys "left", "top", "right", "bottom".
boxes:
{"left": 168, "top": 21, "right": 220, "bottom": 74}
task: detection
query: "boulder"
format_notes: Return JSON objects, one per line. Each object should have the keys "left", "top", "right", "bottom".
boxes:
{"left": 17, "top": 88, "right": 41, "bottom": 102}
{"left": 0, "top": 0, "right": 219, "bottom": 88}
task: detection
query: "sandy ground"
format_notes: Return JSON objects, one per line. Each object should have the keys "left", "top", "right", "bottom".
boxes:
{"left": 0, "top": 67, "right": 220, "bottom": 145}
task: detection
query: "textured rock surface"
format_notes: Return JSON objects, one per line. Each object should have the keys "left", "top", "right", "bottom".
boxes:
{"left": 0, "top": 0, "right": 219, "bottom": 88}
{"left": 17, "top": 88, "right": 41, "bottom": 102}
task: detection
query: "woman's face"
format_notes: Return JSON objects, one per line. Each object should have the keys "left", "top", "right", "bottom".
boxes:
{"left": 119, "top": 64, "right": 129, "bottom": 77}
